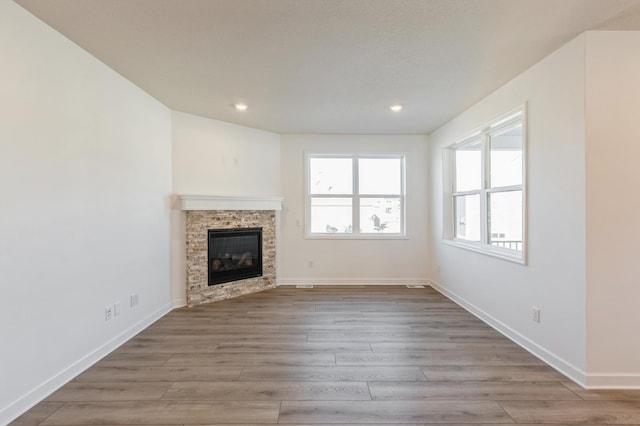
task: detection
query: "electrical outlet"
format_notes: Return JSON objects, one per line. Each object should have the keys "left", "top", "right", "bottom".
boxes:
{"left": 105, "top": 306, "right": 113, "bottom": 321}
{"left": 114, "top": 302, "right": 121, "bottom": 317}
{"left": 532, "top": 307, "right": 541, "bottom": 323}
{"left": 130, "top": 294, "right": 139, "bottom": 307}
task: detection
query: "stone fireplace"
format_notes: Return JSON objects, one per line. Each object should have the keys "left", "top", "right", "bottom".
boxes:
{"left": 179, "top": 195, "right": 282, "bottom": 307}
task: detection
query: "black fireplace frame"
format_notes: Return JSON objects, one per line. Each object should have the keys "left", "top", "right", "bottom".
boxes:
{"left": 207, "top": 227, "right": 263, "bottom": 286}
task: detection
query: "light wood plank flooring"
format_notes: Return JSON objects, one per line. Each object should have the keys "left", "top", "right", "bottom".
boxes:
{"left": 11, "top": 286, "right": 640, "bottom": 425}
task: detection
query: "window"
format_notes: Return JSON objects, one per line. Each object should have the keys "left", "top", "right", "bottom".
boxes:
{"left": 444, "top": 107, "right": 525, "bottom": 262}
{"left": 306, "top": 154, "right": 405, "bottom": 237}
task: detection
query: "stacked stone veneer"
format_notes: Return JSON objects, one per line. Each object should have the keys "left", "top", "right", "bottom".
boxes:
{"left": 186, "top": 210, "right": 276, "bottom": 307}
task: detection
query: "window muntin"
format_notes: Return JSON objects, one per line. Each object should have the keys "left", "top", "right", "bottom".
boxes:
{"left": 446, "top": 108, "right": 525, "bottom": 261}
{"left": 307, "top": 154, "right": 405, "bottom": 237}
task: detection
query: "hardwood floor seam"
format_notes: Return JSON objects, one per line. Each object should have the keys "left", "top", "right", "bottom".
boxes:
{"left": 494, "top": 400, "right": 519, "bottom": 424}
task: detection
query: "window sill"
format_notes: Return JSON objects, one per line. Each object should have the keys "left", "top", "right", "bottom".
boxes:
{"left": 306, "top": 233, "right": 408, "bottom": 240}
{"left": 442, "top": 239, "right": 526, "bottom": 265}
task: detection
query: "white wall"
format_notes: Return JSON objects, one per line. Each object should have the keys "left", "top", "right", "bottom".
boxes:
{"left": 429, "top": 35, "right": 588, "bottom": 382}
{"left": 0, "top": 2, "right": 173, "bottom": 423}
{"left": 171, "top": 111, "right": 281, "bottom": 197}
{"left": 280, "top": 134, "right": 429, "bottom": 285}
{"left": 170, "top": 111, "right": 281, "bottom": 303}
{"left": 585, "top": 31, "right": 640, "bottom": 386}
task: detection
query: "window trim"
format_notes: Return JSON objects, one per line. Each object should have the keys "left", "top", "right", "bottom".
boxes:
{"left": 305, "top": 152, "right": 407, "bottom": 239}
{"left": 443, "top": 105, "right": 527, "bottom": 264}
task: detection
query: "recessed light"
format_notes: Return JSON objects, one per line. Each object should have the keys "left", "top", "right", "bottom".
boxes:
{"left": 235, "top": 103, "right": 248, "bottom": 111}
{"left": 390, "top": 104, "right": 402, "bottom": 112}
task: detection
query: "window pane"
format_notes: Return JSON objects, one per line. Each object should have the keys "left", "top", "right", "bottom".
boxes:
{"left": 309, "top": 157, "right": 352, "bottom": 194}
{"left": 454, "top": 194, "right": 480, "bottom": 241}
{"left": 490, "top": 124, "right": 522, "bottom": 188}
{"left": 455, "top": 140, "right": 482, "bottom": 192}
{"left": 359, "top": 158, "right": 401, "bottom": 195}
{"left": 488, "top": 190, "right": 522, "bottom": 251}
{"left": 310, "top": 197, "right": 352, "bottom": 233}
{"left": 360, "top": 198, "right": 401, "bottom": 233}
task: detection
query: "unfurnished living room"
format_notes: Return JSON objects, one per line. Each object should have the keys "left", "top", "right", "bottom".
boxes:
{"left": 3, "top": 0, "right": 640, "bottom": 424}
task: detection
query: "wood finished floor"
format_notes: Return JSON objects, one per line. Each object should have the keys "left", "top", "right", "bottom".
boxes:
{"left": 11, "top": 286, "right": 640, "bottom": 425}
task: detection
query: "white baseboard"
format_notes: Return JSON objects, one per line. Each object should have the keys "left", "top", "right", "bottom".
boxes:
{"left": 428, "top": 279, "right": 588, "bottom": 387}
{"left": 278, "top": 277, "right": 430, "bottom": 286}
{"left": 171, "top": 298, "right": 187, "bottom": 309}
{"left": 585, "top": 374, "right": 640, "bottom": 389}
{"left": 1, "top": 302, "right": 174, "bottom": 425}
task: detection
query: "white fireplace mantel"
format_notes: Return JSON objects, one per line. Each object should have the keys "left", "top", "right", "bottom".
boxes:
{"left": 177, "top": 195, "right": 283, "bottom": 211}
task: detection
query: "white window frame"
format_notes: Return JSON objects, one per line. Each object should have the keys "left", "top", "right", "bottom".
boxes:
{"left": 305, "top": 153, "right": 406, "bottom": 239}
{"left": 443, "top": 106, "right": 527, "bottom": 264}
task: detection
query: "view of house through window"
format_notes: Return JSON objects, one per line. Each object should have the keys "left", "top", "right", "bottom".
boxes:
{"left": 448, "top": 109, "right": 524, "bottom": 259}
{"left": 307, "top": 154, "right": 405, "bottom": 236}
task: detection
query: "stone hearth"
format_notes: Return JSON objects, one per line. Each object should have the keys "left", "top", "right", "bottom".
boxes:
{"left": 179, "top": 195, "right": 282, "bottom": 307}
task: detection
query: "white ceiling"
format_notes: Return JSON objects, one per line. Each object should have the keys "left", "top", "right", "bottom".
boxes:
{"left": 15, "top": 0, "right": 640, "bottom": 134}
